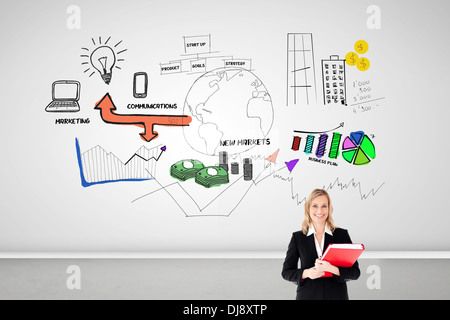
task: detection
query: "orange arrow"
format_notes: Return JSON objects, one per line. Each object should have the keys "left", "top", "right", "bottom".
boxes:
{"left": 94, "top": 93, "right": 192, "bottom": 142}
{"left": 266, "top": 149, "right": 280, "bottom": 163}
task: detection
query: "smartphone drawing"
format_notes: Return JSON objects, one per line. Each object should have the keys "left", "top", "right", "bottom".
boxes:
{"left": 133, "top": 72, "right": 148, "bottom": 98}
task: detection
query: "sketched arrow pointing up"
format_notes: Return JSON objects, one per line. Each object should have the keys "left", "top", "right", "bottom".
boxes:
{"left": 293, "top": 122, "right": 344, "bottom": 134}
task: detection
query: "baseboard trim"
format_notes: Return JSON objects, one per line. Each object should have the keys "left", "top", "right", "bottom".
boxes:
{"left": 0, "top": 251, "right": 449, "bottom": 259}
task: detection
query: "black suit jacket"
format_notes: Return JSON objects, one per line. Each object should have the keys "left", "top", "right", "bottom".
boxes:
{"left": 281, "top": 228, "right": 360, "bottom": 300}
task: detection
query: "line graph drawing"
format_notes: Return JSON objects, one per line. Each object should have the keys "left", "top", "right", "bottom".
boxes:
{"left": 132, "top": 160, "right": 278, "bottom": 217}
{"left": 132, "top": 154, "right": 385, "bottom": 217}
{"left": 256, "top": 166, "right": 386, "bottom": 205}
{"left": 133, "top": 170, "right": 245, "bottom": 217}
{"left": 76, "top": 138, "right": 165, "bottom": 187}
{"left": 286, "top": 33, "right": 318, "bottom": 106}
{"left": 287, "top": 176, "right": 386, "bottom": 205}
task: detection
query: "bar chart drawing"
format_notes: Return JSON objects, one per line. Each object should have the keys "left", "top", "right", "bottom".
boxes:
{"left": 286, "top": 33, "right": 318, "bottom": 106}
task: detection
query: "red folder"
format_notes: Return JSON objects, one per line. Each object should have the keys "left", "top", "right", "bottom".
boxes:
{"left": 320, "top": 243, "right": 365, "bottom": 277}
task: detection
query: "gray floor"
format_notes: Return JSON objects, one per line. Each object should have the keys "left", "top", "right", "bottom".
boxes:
{"left": 0, "top": 258, "right": 449, "bottom": 300}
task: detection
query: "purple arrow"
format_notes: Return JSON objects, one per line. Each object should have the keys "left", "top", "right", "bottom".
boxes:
{"left": 285, "top": 159, "right": 299, "bottom": 173}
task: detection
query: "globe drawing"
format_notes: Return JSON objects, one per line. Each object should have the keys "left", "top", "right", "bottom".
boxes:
{"left": 183, "top": 67, "right": 274, "bottom": 156}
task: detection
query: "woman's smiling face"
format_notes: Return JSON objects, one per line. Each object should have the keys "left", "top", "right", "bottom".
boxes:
{"left": 309, "top": 195, "right": 329, "bottom": 225}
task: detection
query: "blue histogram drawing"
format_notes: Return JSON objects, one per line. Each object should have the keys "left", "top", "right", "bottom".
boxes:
{"left": 75, "top": 138, "right": 165, "bottom": 187}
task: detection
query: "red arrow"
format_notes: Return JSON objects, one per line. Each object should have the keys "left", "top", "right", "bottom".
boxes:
{"left": 94, "top": 93, "right": 192, "bottom": 142}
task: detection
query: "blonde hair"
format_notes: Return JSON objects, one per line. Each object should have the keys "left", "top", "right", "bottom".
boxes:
{"left": 301, "top": 189, "right": 336, "bottom": 235}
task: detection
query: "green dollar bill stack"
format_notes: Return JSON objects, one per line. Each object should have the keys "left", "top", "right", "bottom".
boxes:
{"left": 195, "top": 166, "right": 229, "bottom": 188}
{"left": 170, "top": 159, "right": 205, "bottom": 181}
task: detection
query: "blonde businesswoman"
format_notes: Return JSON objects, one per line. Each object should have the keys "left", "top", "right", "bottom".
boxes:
{"left": 282, "top": 189, "right": 360, "bottom": 300}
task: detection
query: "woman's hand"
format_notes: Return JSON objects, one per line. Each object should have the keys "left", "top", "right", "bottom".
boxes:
{"left": 302, "top": 267, "right": 325, "bottom": 280}
{"left": 314, "top": 259, "right": 340, "bottom": 276}
{"left": 302, "top": 260, "right": 341, "bottom": 280}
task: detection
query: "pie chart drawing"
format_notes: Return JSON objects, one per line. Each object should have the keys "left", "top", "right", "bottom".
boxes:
{"left": 341, "top": 131, "right": 376, "bottom": 165}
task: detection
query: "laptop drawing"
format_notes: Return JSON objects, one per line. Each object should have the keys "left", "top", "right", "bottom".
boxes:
{"left": 45, "top": 80, "right": 81, "bottom": 112}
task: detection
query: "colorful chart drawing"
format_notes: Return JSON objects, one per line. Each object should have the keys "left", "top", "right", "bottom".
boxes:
{"left": 341, "top": 131, "right": 376, "bottom": 165}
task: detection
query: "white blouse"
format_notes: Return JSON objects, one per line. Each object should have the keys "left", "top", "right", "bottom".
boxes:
{"left": 307, "top": 224, "right": 333, "bottom": 258}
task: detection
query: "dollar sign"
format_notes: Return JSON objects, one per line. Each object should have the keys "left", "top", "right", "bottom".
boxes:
{"left": 346, "top": 52, "right": 360, "bottom": 66}
{"left": 360, "top": 58, "right": 367, "bottom": 69}
{"left": 358, "top": 43, "right": 364, "bottom": 52}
